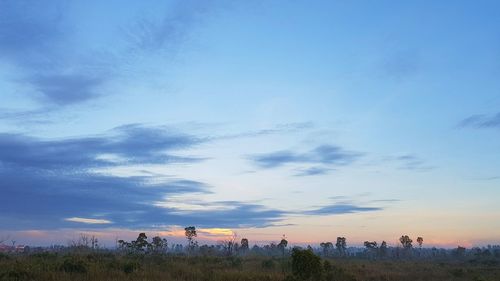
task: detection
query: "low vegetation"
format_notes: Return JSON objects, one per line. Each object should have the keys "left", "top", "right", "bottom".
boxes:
{"left": 0, "top": 229, "right": 499, "bottom": 281}
{"left": 1, "top": 250, "right": 500, "bottom": 281}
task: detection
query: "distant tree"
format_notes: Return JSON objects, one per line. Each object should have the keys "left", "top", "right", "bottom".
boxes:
{"left": 364, "top": 241, "right": 378, "bottom": 249}
{"left": 320, "top": 242, "right": 333, "bottom": 257}
{"left": 219, "top": 232, "right": 237, "bottom": 256}
{"left": 399, "top": 235, "right": 413, "bottom": 249}
{"left": 151, "top": 236, "right": 168, "bottom": 253}
{"left": 90, "top": 236, "right": 99, "bottom": 250}
{"left": 277, "top": 235, "right": 288, "bottom": 275}
{"left": 336, "top": 237, "right": 347, "bottom": 256}
{"left": 117, "top": 239, "right": 131, "bottom": 250}
{"left": 184, "top": 226, "right": 198, "bottom": 253}
{"left": 417, "top": 237, "right": 423, "bottom": 248}
{"left": 68, "top": 234, "right": 98, "bottom": 250}
{"left": 364, "top": 241, "right": 378, "bottom": 259}
{"left": 132, "top": 233, "right": 149, "bottom": 252}
{"left": 379, "top": 241, "right": 388, "bottom": 257}
{"left": 174, "top": 244, "right": 183, "bottom": 253}
{"left": 278, "top": 235, "right": 288, "bottom": 255}
{"left": 240, "top": 238, "right": 249, "bottom": 253}
{"left": 453, "top": 246, "right": 466, "bottom": 258}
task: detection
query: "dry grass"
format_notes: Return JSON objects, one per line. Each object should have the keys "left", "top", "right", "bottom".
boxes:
{"left": 0, "top": 252, "right": 499, "bottom": 281}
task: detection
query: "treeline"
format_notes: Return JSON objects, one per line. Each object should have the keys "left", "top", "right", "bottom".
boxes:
{"left": 4, "top": 226, "right": 500, "bottom": 262}
{"left": 109, "top": 227, "right": 500, "bottom": 261}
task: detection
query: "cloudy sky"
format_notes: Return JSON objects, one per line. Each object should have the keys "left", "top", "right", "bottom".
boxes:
{"left": 1, "top": 0, "right": 500, "bottom": 248}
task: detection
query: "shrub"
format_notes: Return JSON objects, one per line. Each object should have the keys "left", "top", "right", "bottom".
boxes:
{"left": 59, "top": 257, "right": 88, "bottom": 273}
{"left": 229, "top": 257, "right": 242, "bottom": 269}
{"left": 261, "top": 259, "right": 275, "bottom": 270}
{"left": 0, "top": 253, "right": 10, "bottom": 261}
{"left": 0, "top": 268, "right": 34, "bottom": 281}
{"left": 291, "top": 248, "right": 322, "bottom": 281}
{"left": 122, "top": 261, "right": 140, "bottom": 274}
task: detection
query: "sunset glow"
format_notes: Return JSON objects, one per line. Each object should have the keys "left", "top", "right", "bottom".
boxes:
{"left": 1, "top": 0, "right": 500, "bottom": 249}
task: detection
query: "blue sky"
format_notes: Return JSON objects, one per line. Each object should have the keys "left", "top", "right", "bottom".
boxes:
{"left": 1, "top": 0, "right": 500, "bottom": 247}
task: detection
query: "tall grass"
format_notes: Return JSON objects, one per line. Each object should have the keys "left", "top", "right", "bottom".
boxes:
{"left": 0, "top": 251, "right": 499, "bottom": 281}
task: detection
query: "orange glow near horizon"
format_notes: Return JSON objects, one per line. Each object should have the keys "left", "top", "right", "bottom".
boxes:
{"left": 5, "top": 226, "right": 497, "bottom": 249}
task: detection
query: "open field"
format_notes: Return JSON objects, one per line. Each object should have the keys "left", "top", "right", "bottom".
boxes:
{"left": 1, "top": 251, "right": 499, "bottom": 281}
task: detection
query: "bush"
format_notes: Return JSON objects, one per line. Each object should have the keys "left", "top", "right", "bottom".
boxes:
{"left": 291, "top": 248, "right": 322, "bottom": 281}
{"left": 0, "top": 268, "right": 34, "bottom": 281}
{"left": 229, "top": 257, "right": 242, "bottom": 269}
{"left": 0, "top": 253, "right": 10, "bottom": 261}
{"left": 261, "top": 258, "right": 275, "bottom": 270}
{"left": 122, "top": 261, "right": 140, "bottom": 274}
{"left": 59, "top": 257, "right": 88, "bottom": 273}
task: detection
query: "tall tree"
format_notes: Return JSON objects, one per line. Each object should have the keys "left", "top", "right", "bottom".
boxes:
{"left": 399, "top": 235, "right": 413, "bottom": 249}
{"left": 380, "top": 241, "right": 388, "bottom": 257}
{"left": 364, "top": 241, "right": 378, "bottom": 259}
{"left": 364, "top": 241, "right": 378, "bottom": 250}
{"left": 219, "top": 232, "right": 237, "bottom": 256}
{"left": 278, "top": 235, "right": 288, "bottom": 275}
{"left": 417, "top": 237, "right": 423, "bottom": 248}
{"left": 132, "top": 233, "right": 149, "bottom": 252}
{"left": 336, "top": 237, "right": 347, "bottom": 257}
{"left": 184, "top": 226, "right": 198, "bottom": 253}
{"left": 151, "top": 236, "right": 168, "bottom": 254}
{"left": 320, "top": 242, "right": 333, "bottom": 257}
{"left": 278, "top": 235, "right": 288, "bottom": 255}
{"left": 240, "top": 238, "right": 249, "bottom": 253}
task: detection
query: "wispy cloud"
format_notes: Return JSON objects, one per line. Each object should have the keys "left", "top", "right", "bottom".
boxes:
{"left": 0, "top": 1, "right": 110, "bottom": 107}
{"left": 28, "top": 73, "right": 105, "bottom": 105}
{"left": 460, "top": 112, "right": 500, "bottom": 129}
{"left": 214, "top": 122, "right": 314, "bottom": 140}
{"left": 0, "top": 124, "right": 292, "bottom": 230}
{"left": 293, "top": 166, "right": 332, "bottom": 177}
{"left": 0, "top": 0, "right": 221, "bottom": 113}
{"left": 394, "top": 154, "right": 433, "bottom": 171}
{"left": 0, "top": 124, "right": 204, "bottom": 170}
{"left": 302, "top": 204, "right": 382, "bottom": 216}
{"left": 125, "top": 0, "right": 216, "bottom": 54}
{"left": 65, "top": 217, "right": 112, "bottom": 225}
{"left": 250, "top": 145, "right": 361, "bottom": 172}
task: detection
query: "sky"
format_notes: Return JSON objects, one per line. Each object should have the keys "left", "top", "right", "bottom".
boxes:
{"left": 1, "top": 0, "right": 500, "bottom": 248}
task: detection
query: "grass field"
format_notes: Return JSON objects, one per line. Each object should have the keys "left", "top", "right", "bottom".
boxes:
{"left": 1, "top": 251, "right": 499, "bottom": 281}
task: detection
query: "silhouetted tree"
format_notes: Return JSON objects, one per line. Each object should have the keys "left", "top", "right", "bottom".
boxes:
{"left": 219, "top": 232, "right": 237, "bottom": 256}
{"left": 151, "top": 236, "right": 168, "bottom": 253}
{"left": 90, "top": 236, "right": 98, "bottom": 250}
{"left": 184, "top": 226, "right": 197, "bottom": 253}
{"left": 399, "top": 235, "right": 413, "bottom": 249}
{"left": 379, "top": 241, "right": 388, "bottom": 257}
{"left": 336, "top": 237, "right": 347, "bottom": 256}
{"left": 117, "top": 239, "right": 131, "bottom": 250}
{"left": 364, "top": 241, "right": 378, "bottom": 249}
{"left": 364, "top": 241, "right": 378, "bottom": 259}
{"left": 453, "top": 246, "right": 466, "bottom": 258}
{"left": 240, "top": 238, "right": 249, "bottom": 253}
{"left": 278, "top": 235, "right": 288, "bottom": 256}
{"left": 278, "top": 235, "right": 288, "bottom": 275}
{"left": 320, "top": 242, "right": 333, "bottom": 257}
{"left": 132, "top": 233, "right": 149, "bottom": 252}
{"left": 417, "top": 237, "right": 423, "bottom": 248}
{"left": 69, "top": 234, "right": 98, "bottom": 250}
